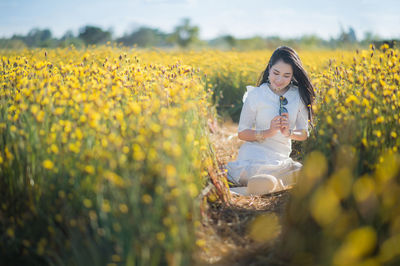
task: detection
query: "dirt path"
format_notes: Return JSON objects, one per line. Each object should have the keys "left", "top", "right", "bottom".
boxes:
{"left": 194, "top": 121, "right": 291, "bottom": 265}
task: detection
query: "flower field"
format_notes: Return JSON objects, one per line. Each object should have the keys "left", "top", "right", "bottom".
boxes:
{"left": 1, "top": 47, "right": 215, "bottom": 265}
{"left": 280, "top": 45, "right": 400, "bottom": 266}
{"left": 1, "top": 45, "right": 400, "bottom": 265}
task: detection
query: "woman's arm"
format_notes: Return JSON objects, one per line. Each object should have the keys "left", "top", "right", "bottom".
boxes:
{"left": 238, "top": 116, "right": 282, "bottom": 142}
{"left": 289, "top": 99, "right": 310, "bottom": 141}
{"left": 284, "top": 129, "right": 308, "bottom": 141}
{"left": 238, "top": 129, "right": 275, "bottom": 142}
{"left": 279, "top": 113, "right": 308, "bottom": 141}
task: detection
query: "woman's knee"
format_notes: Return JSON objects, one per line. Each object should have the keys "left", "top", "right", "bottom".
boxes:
{"left": 246, "top": 174, "right": 280, "bottom": 195}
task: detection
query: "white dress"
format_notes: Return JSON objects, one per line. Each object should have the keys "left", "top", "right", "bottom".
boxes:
{"left": 226, "top": 82, "right": 309, "bottom": 189}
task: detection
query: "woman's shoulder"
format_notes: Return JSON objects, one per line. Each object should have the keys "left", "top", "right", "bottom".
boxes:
{"left": 242, "top": 83, "right": 265, "bottom": 103}
{"left": 287, "top": 84, "right": 300, "bottom": 98}
{"left": 286, "top": 85, "right": 306, "bottom": 109}
{"left": 288, "top": 84, "right": 299, "bottom": 92}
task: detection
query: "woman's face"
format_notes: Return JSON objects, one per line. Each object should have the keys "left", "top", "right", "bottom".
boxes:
{"left": 268, "top": 60, "right": 293, "bottom": 90}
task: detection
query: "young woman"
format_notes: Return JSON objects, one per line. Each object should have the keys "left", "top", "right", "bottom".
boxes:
{"left": 226, "top": 46, "right": 315, "bottom": 196}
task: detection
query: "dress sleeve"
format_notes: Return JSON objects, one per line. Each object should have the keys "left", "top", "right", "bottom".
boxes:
{"left": 238, "top": 93, "right": 257, "bottom": 133}
{"left": 295, "top": 99, "right": 310, "bottom": 136}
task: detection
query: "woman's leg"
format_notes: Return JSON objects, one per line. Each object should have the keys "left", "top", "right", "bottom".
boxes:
{"left": 246, "top": 174, "right": 284, "bottom": 195}
{"left": 277, "top": 162, "right": 302, "bottom": 187}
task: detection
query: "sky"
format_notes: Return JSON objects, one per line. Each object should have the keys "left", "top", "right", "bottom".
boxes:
{"left": 1, "top": 0, "right": 399, "bottom": 41}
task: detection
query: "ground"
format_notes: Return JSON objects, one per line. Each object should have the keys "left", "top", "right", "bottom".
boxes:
{"left": 194, "top": 121, "right": 293, "bottom": 265}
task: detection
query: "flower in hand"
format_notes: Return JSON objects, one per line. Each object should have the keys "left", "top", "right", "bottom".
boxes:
{"left": 270, "top": 116, "right": 282, "bottom": 135}
{"left": 280, "top": 113, "right": 290, "bottom": 137}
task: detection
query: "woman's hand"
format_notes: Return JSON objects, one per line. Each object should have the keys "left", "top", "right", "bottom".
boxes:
{"left": 269, "top": 116, "right": 282, "bottom": 135}
{"left": 280, "top": 113, "right": 290, "bottom": 137}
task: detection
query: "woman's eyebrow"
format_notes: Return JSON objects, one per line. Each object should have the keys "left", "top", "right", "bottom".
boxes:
{"left": 273, "top": 68, "right": 292, "bottom": 75}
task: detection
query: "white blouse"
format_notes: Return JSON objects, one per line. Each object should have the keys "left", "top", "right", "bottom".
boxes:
{"left": 239, "top": 82, "right": 309, "bottom": 135}
{"left": 226, "top": 82, "right": 309, "bottom": 186}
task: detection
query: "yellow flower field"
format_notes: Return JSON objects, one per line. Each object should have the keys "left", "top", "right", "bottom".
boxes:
{"left": 1, "top": 44, "right": 399, "bottom": 265}
{"left": 1, "top": 47, "right": 214, "bottom": 265}
{"left": 280, "top": 45, "right": 400, "bottom": 265}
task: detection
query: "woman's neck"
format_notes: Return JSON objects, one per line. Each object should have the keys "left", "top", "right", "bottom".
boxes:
{"left": 267, "top": 82, "right": 290, "bottom": 96}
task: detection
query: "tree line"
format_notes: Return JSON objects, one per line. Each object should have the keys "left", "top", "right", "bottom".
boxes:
{"left": 0, "top": 18, "right": 396, "bottom": 50}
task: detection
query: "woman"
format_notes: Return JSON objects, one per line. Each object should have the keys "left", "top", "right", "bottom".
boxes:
{"left": 226, "top": 46, "right": 315, "bottom": 196}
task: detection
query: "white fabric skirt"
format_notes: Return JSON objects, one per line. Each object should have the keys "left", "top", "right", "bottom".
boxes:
{"left": 226, "top": 141, "right": 302, "bottom": 195}
{"left": 227, "top": 157, "right": 302, "bottom": 186}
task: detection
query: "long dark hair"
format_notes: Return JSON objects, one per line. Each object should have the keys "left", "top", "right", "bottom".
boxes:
{"left": 256, "top": 46, "right": 315, "bottom": 126}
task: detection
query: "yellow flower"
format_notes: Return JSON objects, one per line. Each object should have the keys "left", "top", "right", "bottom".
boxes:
{"left": 326, "top": 115, "right": 333, "bottom": 125}
{"left": 345, "top": 95, "right": 360, "bottom": 105}
{"left": 50, "top": 144, "right": 59, "bottom": 154}
{"left": 30, "top": 104, "right": 40, "bottom": 115}
{"left": 101, "top": 201, "right": 111, "bottom": 213}
{"left": 375, "top": 116, "right": 384, "bottom": 124}
{"left": 36, "top": 110, "right": 45, "bottom": 122}
{"left": 118, "top": 204, "right": 128, "bottom": 213}
{"left": 374, "top": 130, "right": 382, "bottom": 138}
{"left": 84, "top": 165, "right": 95, "bottom": 174}
{"left": 42, "top": 159, "right": 54, "bottom": 170}
{"left": 142, "top": 194, "right": 152, "bottom": 204}
{"left": 6, "top": 228, "right": 14, "bottom": 238}
{"left": 362, "top": 138, "right": 368, "bottom": 147}
{"left": 83, "top": 199, "right": 93, "bottom": 208}
{"left": 103, "top": 171, "right": 125, "bottom": 187}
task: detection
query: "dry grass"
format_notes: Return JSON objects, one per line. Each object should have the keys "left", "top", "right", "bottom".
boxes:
{"left": 194, "top": 120, "right": 293, "bottom": 265}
